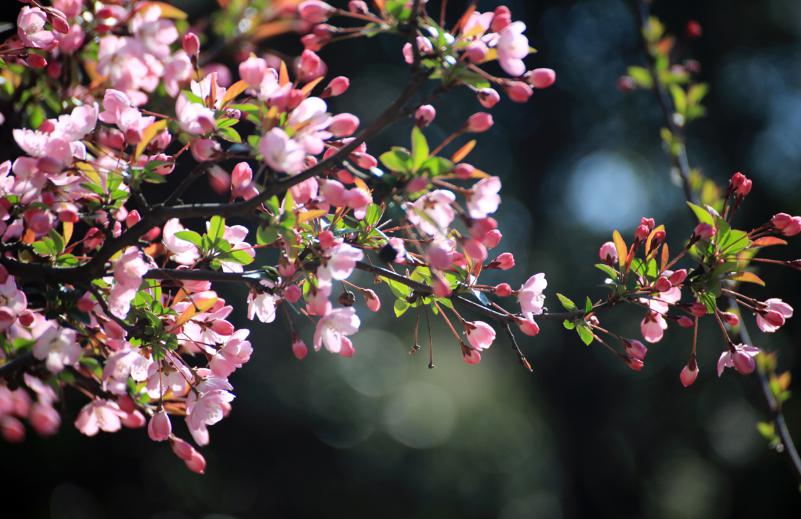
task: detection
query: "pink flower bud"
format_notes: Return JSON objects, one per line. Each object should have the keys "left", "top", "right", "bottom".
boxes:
{"left": 48, "top": 10, "right": 70, "bottom": 34}
{"left": 490, "top": 5, "right": 512, "bottom": 32}
{"left": 466, "top": 112, "right": 494, "bottom": 133}
{"left": 318, "top": 230, "right": 336, "bottom": 250}
{"left": 483, "top": 229, "right": 502, "bottom": 249}
{"left": 190, "top": 139, "right": 222, "bottom": 162}
{"left": 329, "top": 113, "right": 359, "bottom": 137}
{"left": 516, "top": 316, "right": 540, "bottom": 336}
{"left": 1, "top": 416, "right": 25, "bottom": 443}
{"left": 348, "top": 1, "right": 368, "bottom": 14}
{"left": 182, "top": 32, "right": 200, "bottom": 55}
{"left": 322, "top": 75, "right": 349, "bottom": 97}
{"left": 598, "top": 241, "right": 618, "bottom": 265}
{"left": 693, "top": 223, "right": 715, "bottom": 240}
{"left": 462, "top": 348, "right": 481, "bottom": 365}
{"left": 626, "top": 357, "right": 644, "bottom": 371}
{"left": 148, "top": 410, "right": 171, "bottom": 442}
{"left": 207, "top": 165, "right": 231, "bottom": 194}
{"left": 27, "top": 53, "right": 47, "bottom": 69}
{"left": 625, "top": 339, "right": 648, "bottom": 361}
{"left": 122, "top": 410, "right": 146, "bottom": 428}
{"left": 239, "top": 55, "right": 267, "bottom": 87}
{"left": 778, "top": 216, "right": 801, "bottom": 237}
{"left": 185, "top": 450, "right": 207, "bottom": 474}
{"left": 292, "top": 338, "right": 308, "bottom": 360}
{"left": 171, "top": 437, "right": 195, "bottom": 461}
{"left": 363, "top": 289, "right": 381, "bottom": 312}
{"left": 477, "top": 88, "right": 500, "bottom": 108}
{"left": 432, "top": 275, "right": 451, "bottom": 297}
{"left": 721, "top": 311, "right": 739, "bottom": 327}
{"left": 297, "top": 49, "right": 326, "bottom": 82}
{"left": 495, "top": 283, "right": 512, "bottom": 297}
{"left": 690, "top": 302, "right": 707, "bottom": 317}
{"left": 733, "top": 351, "right": 756, "bottom": 375}
{"left": 465, "top": 41, "right": 488, "bottom": 62}
{"left": 125, "top": 210, "right": 141, "bottom": 228}
{"left": 526, "top": 68, "right": 556, "bottom": 89}
{"left": 686, "top": 20, "right": 702, "bottom": 38}
{"left": 490, "top": 252, "right": 515, "bottom": 270}
{"left": 299, "top": 1, "right": 334, "bottom": 24}
{"left": 415, "top": 104, "right": 436, "bottom": 128}
{"left": 30, "top": 403, "right": 60, "bottom": 436}
{"left": 676, "top": 316, "right": 694, "bottom": 328}
{"left": 453, "top": 163, "right": 474, "bottom": 179}
{"left": 668, "top": 269, "right": 687, "bottom": 285}
{"left": 771, "top": 212, "right": 793, "bottom": 230}
{"left": 680, "top": 364, "right": 699, "bottom": 387}
{"left": 505, "top": 81, "right": 532, "bottom": 103}
{"left": 284, "top": 284, "right": 302, "bottom": 303}
{"left": 654, "top": 277, "right": 672, "bottom": 292}
{"left": 729, "top": 171, "right": 752, "bottom": 197}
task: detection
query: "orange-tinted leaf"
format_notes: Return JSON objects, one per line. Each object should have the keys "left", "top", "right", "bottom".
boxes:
{"left": 752, "top": 236, "right": 788, "bottom": 247}
{"left": 778, "top": 371, "right": 792, "bottom": 391}
{"left": 656, "top": 36, "right": 674, "bottom": 56}
{"left": 353, "top": 176, "right": 370, "bottom": 193}
{"left": 138, "top": 2, "right": 187, "bottom": 19}
{"left": 221, "top": 80, "right": 249, "bottom": 107}
{"left": 455, "top": 3, "right": 477, "bottom": 33}
{"left": 731, "top": 271, "right": 766, "bottom": 286}
{"left": 612, "top": 230, "right": 627, "bottom": 268}
{"left": 298, "top": 209, "right": 328, "bottom": 224}
{"left": 300, "top": 76, "right": 324, "bottom": 97}
{"left": 372, "top": 0, "right": 386, "bottom": 12}
{"left": 661, "top": 242, "right": 669, "bottom": 272}
{"left": 450, "top": 139, "right": 476, "bottom": 163}
{"left": 645, "top": 224, "right": 665, "bottom": 254}
{"left": 22, "top": 229, "right": 36, "bottom": 245}
{"left": 279, "top": 60, "right": 290, "bottom": 86}
{"left": 62, "top": 221, "right": 73, "bottom": 245}
{"left": 252, "top": 20, "right": 294, "bottom": 42}
{"left": 172, "top": 294, "right": 218, "bottom": 329}
{"left": 134, "top": 119, "right": 168, "bottom": 159}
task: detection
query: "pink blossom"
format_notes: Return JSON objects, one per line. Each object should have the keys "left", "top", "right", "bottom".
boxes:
{"left": 75, "top": 399, "right": 126, "bottom": 436}
{"left": 1, "top": 416, "right": 25, "bottom": 443}
{"left": 318, "top": 241, "right": 364, "bottom": 281}
{"left": 162, "top": 219, "right": 201, "bottom": 265}
{"left": 405, "top": 190, "right": 456, "bottom": 236}
{"left": 313, "top": 307, "right": 360, "bottom": 353}
{"left": 57, "top": 24, "right": 85, "bottom": 54}
{"left": 186, "top": 376, "right": 235, "bottom": 446}
{"left": 260, "top": 128, "right": 306, "bottom": 175}
{"left": 717, "top": 344, "right": 760, "bottom": 376}
{"left": 516, "top": 315, "right": 541, "bottom": 336}
{"left": 363, "top": 289, "right": 381, "bottom": 312}
{"left": 239, "top": 55, "right": 268, "bottom": 87}
{"left": 729, "top": 172, "right": 752, "bottom": 197}
{"left": 694, "top": 222, "right": 715, "bottom": 240}
{"left": 176, "top": 94, "right": 216, "bottom": 135}
{"left": 18, "top": 7, "right": 55, "bottom": 49}
{"left": 210, "top": 330, "right": 253, "bottom": 377}
{"left": 599, "top": 241, "right": 618, "bottom": 265}
{"left": 32, "top": 321, "right": 80, "bottom": 373}
{"left": 231, "top": 162, "right": 259, "bottom": 200}
{"left": 518, "top": 273, "right": 547, "bottom": 315}
{"left": 640, "top": 311, "right": 667, "bottom": 343}
{"left": 466, "top": 321, "right": 496, "bottom": 350}
{"left": 246, "top": 291, "right": 277, "bottom": 323}
{"left": 109, "top": 247, "right": 149, "bottom": 318}
{"left": 103, "top": 347, "right": 151, "bottom": 394}
{"left": 148, "top": 410, "right": 172, "bottom": 442}
{"left": 329, "top": 113, "right": 360, "bottom": 137}
{"left": 496, "top": 22, "right": 529, "bottom": 76}
{"left": 0, "top": 276, "right": 27, "bottom": 331}
{"left": 402, "top": 36, "right": 434, "bottom": 64}
{"left": 190, "top": 139, "right": 222, "bottom": 162}
{"left": 477, "top": 88, "right": 501, "bottom": 108}
{"left": 467, "top": 176, "right": 501, "bottom": 219}
{"left": 624, "top": 339, "right": 648, "bottom": 361}
{"left": 755, "top": 298, "right": 793, "bottom": 333}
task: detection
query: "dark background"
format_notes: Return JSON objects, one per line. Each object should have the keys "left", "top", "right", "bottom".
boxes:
{"left": 2, "top": 0, "right": 801, "bottom": 517}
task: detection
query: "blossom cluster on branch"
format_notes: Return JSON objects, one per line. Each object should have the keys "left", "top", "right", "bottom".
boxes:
{"left": 0, "top": 0, "right": 799, "bottom": 479}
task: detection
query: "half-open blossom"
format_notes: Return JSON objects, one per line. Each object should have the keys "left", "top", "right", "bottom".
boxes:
{"left": 467, "top": 176, "right": 501, "bottom": 219}
{"left": 405, "top": 190, "right": 456, "bottom": 236}
{"left": 148, "top": 410, "right": 172, "bottom": 442}
{"left": 32, "top": 320, "right": 80, "bottom": 373}
{"left": 18, "top": 7, "right": 55, "bottom": 49}
{"left": 755, "top": 298, "right": 793, "bottom": 333}
{"left": 680, "top": 363, "right": 699, "bottom": 387}
{"left": 598, "top": 241, "right": 617, "bottom": 265}
{"left": 247, "top": 291, "right": 277, "bottom": 323}
{"left": 518, "top": 273, "right": 547, "bottom": 315}
{"left": 465, "top": 321, "right": 496, "bottom": 351}
{"left": 496, "top": 21, "right": 529, "bottom": 76}
{"left": 717, "top": 343, "right": 760, "bottom": 376}
{"left": 75, "top": 399, "right": 126, "bottom": 436}
{"left": 186, "top": 376, "right": 235, "bottom": 446}
{"left": 209, "top": 330, "right": 253, "bottom": 377}
{"left": 260, "top": 127, "right": 306, "bottom": 175}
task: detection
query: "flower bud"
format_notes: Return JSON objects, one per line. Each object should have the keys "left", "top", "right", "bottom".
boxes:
{"left": 526, "top": 68, "right": 556, "bottom": 89}
{"left": 693, "top": 223, "right": 715, "bottom": 240}
{"left": 299, "top": 1, "right": 334, "bottom": 24}
{"left": 453, "top": 163, "right": 474, "bottom": 179}
{"left": 465, "top": 41, "right": 488, "bottom": 62}
{"left": 494, "top": 283, "right": 512, "bottom": 297}
{"left": 148, "top": 410, "right": 171, "bottom": 442}
{"left": 668, "top": 269, "right": 687, "bottom": 286}
{"left": 624, "top": 339, "right": 648, "bottom": 361}
{"left": 466, "top": 112, "right": 494, "bottom": 133}
{"left": 348, "top": 1, "right": 369, "bottom": 14}
{"left": 598, "top": 241, "right": 618, "bottom": 265}
{"left": 729, "top": 171, "right": 752, "bottom": 197}
{"left": 182, "top": 32, "right": 200, "bottom": 56}
{"left": 676, "top": 316, "right": 694, "bottom": 328}
{"left": 190, "top": 139, "right": 222, "bottom": 162}
{"left": 504, "top": 81, "right": 532, "bottom": 103}
{"left": 415, "top": 104, "right": 436, "bottom": 128}
{"left": 689, "top": 302, "right": 707, "bottom": 317}
{"left": 328, "top": 113, "right": 359, "bottom": 137}
{"left": 654, "top": 277, "right": 672, "bottom": 292}
{"left": 680, "top": 364, "right": 699, "bottom": 387}
{"left": 477, "top": 88, "right": 500, "bottom": 109}
{"left": 322, "top": 75, "right": 349, "bottom": 97}
{"left": 489, "top": 252, "right": 515, "bottom": 270}
{"left": 686, "top": 20, "right": 702, "bottom": 38}
{"left": 1, "top": 416, "right": 25, "bottom": 443}
{"left": 733, "top": 351, "right": 756, "bottom": 375}
{"left": 292, "top": 338, "right": 308, "bottom": 360}
{"left": 363, "top": 289, "right": 381, "bottom": 312}
{"left": 284, "top": 284, "right": 302, "bottom": 303}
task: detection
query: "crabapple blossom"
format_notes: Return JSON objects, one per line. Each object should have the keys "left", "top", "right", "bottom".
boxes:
{"left": 718, "top": 344, "right": 760, "bottom": 376}
{"left": 518, "top": 273, "right": 547, "bottom": 315}
{"left": 314, "top": 307, "right": 360, "bottom": 354}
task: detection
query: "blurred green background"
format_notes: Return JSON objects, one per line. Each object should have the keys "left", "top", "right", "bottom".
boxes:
{"left": 3, "top": 0, "right": 801, "bottom": 517}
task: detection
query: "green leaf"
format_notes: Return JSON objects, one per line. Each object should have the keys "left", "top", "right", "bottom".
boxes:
{"left": 381, "top": 277, "right": 412, "bottom": 299}
{"left": 256, "top": 225, "right": 279, "bottom": 245}
{"left": 207, "top": 216, "right": 225, "bottom": 248}
{"left": 379, "top": 148, "right": 411, "bottom": 173}
{"left": 410, "top": 127, "right": 429, "bottom": 172}
{"left": 364, "top": 204, "right": 382, "bottom": 227}
{"left": 687, "top": 202, "right": 714, "bottom": 226}
{"left": 576, "top": 324, "right": 594, "bottom": 346}
{"left": 563, "top": 319, "right": 576, "bottom": 330}
{"left": 227, "top": 249, "right": 255, "bottom": 265}
{"left": 585, "top": 297, "right": 593, "bottom": 314}
{"left": 556, "top": 293, "right": 577, "bottom": 312}
{"left": 394, "top": 298, "right": 410, "bottom": 317}
{"left": 218, "top": 126, "right": 242, "bottom": 143}
{"left": 627, "top": 66, "right": 653, "bottom": 89}
{"left": 595, "top": 263, "right": 618, "bottom": 280}
{"left": 174, "top": 230, "right": 203, "bottom": 247}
